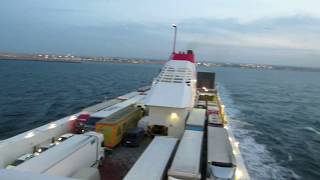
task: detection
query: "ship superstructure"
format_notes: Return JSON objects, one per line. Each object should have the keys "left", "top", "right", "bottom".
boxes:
{"left": 0, "top": 26, "right": 250, "bottom": 180}
{"left": 145, "top": 50, "right": 197, "bottom": 138}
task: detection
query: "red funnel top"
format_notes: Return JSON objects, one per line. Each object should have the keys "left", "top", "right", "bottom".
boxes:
{"left": 171, "top": 50, "right": 195, "bottom": 63}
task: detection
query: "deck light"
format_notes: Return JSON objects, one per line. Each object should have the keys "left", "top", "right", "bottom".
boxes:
{"left": 170, "top": 113, "right": 179, "bottom": 124}
{"left": 202, "top": 86, "right": 208, "bottom": 92}
{"left": 235, "top": 141, "right": 239, "bottom": 148}
{"left": 235, "top": 168, "right": 243, "bottom": 179}
{"left": 48, "top": 123, "right": 56, "bottom": 129}
{"left": 170, "top": 113, "right": 178, "bottom": 120}
{"left": 69, "top": 115, "right": 77, "bottom": 121}
{"left": 233, "top": 150, "right": 237, "bottom": 155}
{"left": 25, "top": 132, "right": 34, "bottom": 139}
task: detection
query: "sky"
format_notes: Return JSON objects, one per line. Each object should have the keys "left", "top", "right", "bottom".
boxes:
{"left": 1, "top": 0, "right": 320, "bottom": 67}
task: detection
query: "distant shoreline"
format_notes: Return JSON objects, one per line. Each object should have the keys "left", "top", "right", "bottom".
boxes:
{"left": 0, "top": 52, "right": 165, "bottom": 65}
{"left": 0, "top": 58, "right": 81, "bottom": 64}
{"left": 1, "top": 52, "right": 319, "bottom": 72}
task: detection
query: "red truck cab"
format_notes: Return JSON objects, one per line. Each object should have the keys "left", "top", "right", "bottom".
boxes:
{"left": 74, "top": 114, "right": 90, "bottom": 134}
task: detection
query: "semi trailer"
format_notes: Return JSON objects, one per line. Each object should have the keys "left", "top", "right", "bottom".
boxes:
{"left": 14, "top": 132, "right": 104, "bottom": 178}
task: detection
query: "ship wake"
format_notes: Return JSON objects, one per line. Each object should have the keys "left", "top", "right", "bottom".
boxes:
{"left": 218, "top": 84, "right": 300, "bottom": 180}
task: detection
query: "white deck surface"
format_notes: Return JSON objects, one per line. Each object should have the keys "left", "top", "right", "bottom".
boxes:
{"left": 145, "top": 60, "right": 196, "bottom": 108}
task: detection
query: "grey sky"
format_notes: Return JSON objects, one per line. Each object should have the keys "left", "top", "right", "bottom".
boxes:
{"left": 1, "top": 0, "right": 320, "bottom": 67}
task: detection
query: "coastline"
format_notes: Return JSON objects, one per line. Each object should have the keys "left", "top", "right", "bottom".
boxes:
{"left": 1, "top": 52, "right": 319, "bottom": 72}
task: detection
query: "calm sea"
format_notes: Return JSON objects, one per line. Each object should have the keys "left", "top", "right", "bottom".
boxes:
{"left": 0, "top": 60, "right": 319, "bottom": 179}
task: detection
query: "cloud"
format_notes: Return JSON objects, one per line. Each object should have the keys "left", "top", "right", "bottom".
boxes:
{"left": 159, "top": 15, "right": 320, "bottom": 67}
{"left": 177, "top": 15, "right": 320, "bottom": 51}
{"left": 1, "top": 0, "right": 320, "bottom": 67}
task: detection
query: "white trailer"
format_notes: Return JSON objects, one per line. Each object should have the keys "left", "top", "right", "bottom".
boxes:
{"left": 186, "top": 108, "right": 206, "bottom": 131}
{"left": 168, "top": 130, "right": 203, "bottom": 180}
{"left": 0, "top": 114, "right": 79, "bottom": 168}
{"left": 124, "top": 136, "right": 178, "bottom": 180}
{"left": 0, "top": 169, "right": 79, "bottom": 180}
{"left": 90, "top": 94, "right": 145, "bottom": 118}
{"left": 208, "top": 114, "right": 223, "bottom": 127}
{"left": 14, "top": 132, "right": 104, "bottom": 178}
{"left": 207, "top": 126, "right": 236, "bottom": 179}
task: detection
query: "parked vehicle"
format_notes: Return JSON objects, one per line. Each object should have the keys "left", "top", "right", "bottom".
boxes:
{"left": 6, "top": 153, "right": 34, "bottom": 169}
{"left": 207, "top": 105, "right": 219, "bottom": 115}
{"left": 168, "top": 130, "right": 203, "bottom": 180}
{"left": 186, "top": 108, "right": 206, "bottom": 131}
{"left": 74, "top": 114, "right": 91, "bottom": 134}
{"left": 124, "top": 137, "right": 178, "bottom": 180}
{"left": 207, "top": 126, "right": 236, "bottom": 179}
{"left": 95, "top": 106, "right": 143, "bottom": 148}
{"left": 124, "top": 127, "right": 145, "bottom": 147}
{"left": 137, "top": 116, "right": 150, "bottom": 132}
{"left": 15, "top": 132, "right": 104, "bottom": 177}
{"left": 208, "top": 113, "right": 223, "bottom": 127}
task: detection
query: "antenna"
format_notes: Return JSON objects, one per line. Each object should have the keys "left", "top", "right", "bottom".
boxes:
{"left": 172, "top": 24, "right": 177, "bottom": 53}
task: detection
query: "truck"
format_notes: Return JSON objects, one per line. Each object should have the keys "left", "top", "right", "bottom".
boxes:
{"left": 207, "top": 126, "right": 236, "bottom": 179}
{"left": 186, "top": 108, "right": 206, "bottom": 131}
{"left": 124, "top": 127, "right": 145, "bottom": 147}
{"left": 124, "top": 136, "right": 178, "bottom": 180}
{"left": 208, "top": 113, "right": 223, "bottom": 127}
{"left": 14, "top": 132, "right": 104, "bottom": 178}
{"left": 167, "top": 130, "right": 203, "bottom": 180}
{"left": 74, "top": 114, "right": 91, "bottom": 134}
{"left": 95, "top": 106, "right": 143, "bottom": 148}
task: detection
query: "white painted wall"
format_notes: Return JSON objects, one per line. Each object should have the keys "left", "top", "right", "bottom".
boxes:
{"left": 148, "top": 106, "right": 189, "bottom": 138}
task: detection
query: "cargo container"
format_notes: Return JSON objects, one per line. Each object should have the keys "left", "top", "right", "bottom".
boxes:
{"left": 207, "top": 126, "right": 236, "bottom": 179}
{"left": 195, "top": 100, "right": 206, "bottom": 109}
{"left": 207, "top": 101, "right": 217, "bottom": 106}
{"left": 186, "top": 108, "right": 206, "bottom": 131}
{"left": 0, "top": 114, "right": 78, "bottom": 169}
{"left": 81, "top": 98, "right": 123, "bottom": 114}
{"left": 95, "top": 106, "right": 143, "bottom": 148}
{"left": 208, "top": 114, "right": 223, "bottom": 127}
{"left": 0, "top": 169, "right": 79, "bottom": 180}
{"left": 168, "top": 130, "right": 203, "bottom": 180}
{"left": 198, "top": 93, "right": 216, "bottom": 102}
{"left": 14, "top": 132, "right": 104, "bottom": 178}
{"left": 91, "top": 95, "right": 145, "bottom": 119}
{"left": 207, "top": 105, "right": 219, "bottom": 115}
{"left": 124, "top": 136, "right": 178, "bottom": 180}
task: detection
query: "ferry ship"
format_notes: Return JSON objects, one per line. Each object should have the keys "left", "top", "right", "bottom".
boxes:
{"left": 0, "top": 25, "right": 250, "bottom": 180}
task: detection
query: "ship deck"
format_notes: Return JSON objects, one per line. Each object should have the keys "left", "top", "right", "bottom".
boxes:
{"left": 99, "top": 137, "right": 152, "bottom": 180}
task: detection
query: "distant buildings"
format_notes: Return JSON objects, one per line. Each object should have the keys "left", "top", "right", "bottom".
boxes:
{"left": 5, "top": 52, "right": 320, "bottom": 72}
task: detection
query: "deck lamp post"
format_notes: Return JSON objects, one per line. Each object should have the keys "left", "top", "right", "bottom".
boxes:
{"left": 172, "top": 24, "right": 177, "bottom": 53}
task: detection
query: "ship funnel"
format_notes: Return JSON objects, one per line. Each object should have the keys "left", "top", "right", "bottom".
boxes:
{"left": 170, "top": 24, "right": 195, "bottom": 63}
